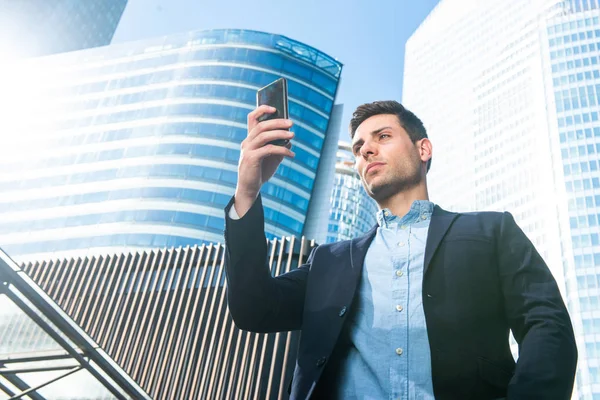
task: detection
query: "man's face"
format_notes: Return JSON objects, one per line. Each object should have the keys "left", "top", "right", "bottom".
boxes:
{"left": 351, "top": 114, "right": 427, "bottom": 202}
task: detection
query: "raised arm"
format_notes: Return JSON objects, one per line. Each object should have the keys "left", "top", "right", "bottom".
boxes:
{"left": 224, "top": 106, "right": 310, "bottom": 333}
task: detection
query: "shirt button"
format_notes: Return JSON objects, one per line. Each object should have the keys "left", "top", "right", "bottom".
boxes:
{"left": 396, "top": 348, "right": 403, "bottom": 356}
{"left": 396, "top": 305, "right": 403, "bottom": 312}
{"left": 316, "top": 357, "right": 327, "bottom": 367}
{"left": 400, "top": 225, "right": 407, "bottom": 230}
{"left": 396, "top": 270, "right": 403, "bottom": 277}
{"left": 421, "top": 215, "right": 427, "bottom": 220}
{"left": 339, "top": 306, "right": 347, "bottom": 317}
{"left": 397, "top": 241, "right": 405, "bottom": 247}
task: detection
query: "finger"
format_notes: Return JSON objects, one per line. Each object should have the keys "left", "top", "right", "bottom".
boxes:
{"left": 254, "top": 130, "right": 294, "bottom": 148}
{"left": 247, "top": 105, "right": 276, "bottom": 130}
{"left": 252, "top": 143, "right": 295, "bottom": 161}
{"left": 248, "top": 118, "right": 293, "bottom": 141}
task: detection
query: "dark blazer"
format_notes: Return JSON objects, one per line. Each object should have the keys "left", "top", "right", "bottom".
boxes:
{"left": 224, "top": 196, "right": 577, "bottom": 400}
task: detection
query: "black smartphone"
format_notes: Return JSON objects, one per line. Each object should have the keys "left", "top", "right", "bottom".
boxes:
{"left": 257, "top": 78, "right": 289, "bottom": 146}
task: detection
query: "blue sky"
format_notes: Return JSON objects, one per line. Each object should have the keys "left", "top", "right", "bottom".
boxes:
{"left": 113, "top": 0, "right": 440, "bottom": 135}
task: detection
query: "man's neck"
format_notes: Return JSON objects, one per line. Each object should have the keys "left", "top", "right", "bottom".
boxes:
{"left": 377, "top": 184, "right": 430, "bottom": 218}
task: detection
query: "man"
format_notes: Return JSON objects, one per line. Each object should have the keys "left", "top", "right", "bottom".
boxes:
{"left": 224, "top": 100, "right": 577, "bottom": 399}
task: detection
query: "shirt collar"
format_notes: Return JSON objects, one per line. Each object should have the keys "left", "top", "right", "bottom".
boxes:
{"left": 376, "top": 200, "right": 435, "bottom": 228}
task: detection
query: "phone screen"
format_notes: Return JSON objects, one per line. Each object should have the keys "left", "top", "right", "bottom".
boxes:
{"left": 257, "top": 78, "right": 288, "bottom": 122}
{"left": 256, "top": 78, "right": 289, "bottom": 146}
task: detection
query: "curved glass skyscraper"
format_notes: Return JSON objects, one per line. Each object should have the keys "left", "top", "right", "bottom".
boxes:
{"left": 0, "top": 29, "right": 342, "bottom": 260}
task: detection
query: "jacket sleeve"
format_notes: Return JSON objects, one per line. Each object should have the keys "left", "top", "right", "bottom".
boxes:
{"left": 498, "top": 212, "right": 577, "bottom": 399}
{"left": 223, "top": 194, "right": 313, "bottom": 333}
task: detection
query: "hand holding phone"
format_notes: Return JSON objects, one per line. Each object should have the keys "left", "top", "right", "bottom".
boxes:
{"left": 256, "top": 78, "right": 290, "bottom": 146}
{"left": 233, "top": 78, "right": 294, "bottom": 217}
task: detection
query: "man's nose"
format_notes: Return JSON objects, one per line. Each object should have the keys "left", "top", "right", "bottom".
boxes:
{"left": 360, "top": 141, "right": 377, "bottom": 158}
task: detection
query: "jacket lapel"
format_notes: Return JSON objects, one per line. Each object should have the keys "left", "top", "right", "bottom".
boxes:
{"left": 423, "top": 205, "right": 459, "bottom": 277}
{"left": 350, "top": 224, "right": 378, "bottom": 277}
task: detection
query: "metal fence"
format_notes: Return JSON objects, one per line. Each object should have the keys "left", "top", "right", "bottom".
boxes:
{"left": 20, "top": 236, "right": 315, "bottom": 399}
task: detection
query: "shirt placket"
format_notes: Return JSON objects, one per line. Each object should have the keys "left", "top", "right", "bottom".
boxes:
{"left": 390, "top": 222, "right": 410, "bottom": 400}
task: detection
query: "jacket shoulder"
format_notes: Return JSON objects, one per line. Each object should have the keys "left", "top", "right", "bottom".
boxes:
{"left": 436, "top": 206, "right": 510, "bottom": 236}
{"left": 313, "top": 239, "right": 352, "bottom": 258}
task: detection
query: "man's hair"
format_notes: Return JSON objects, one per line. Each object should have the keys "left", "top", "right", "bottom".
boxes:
{"left": 349, "top": 100, "right": 431, "bottom": 172}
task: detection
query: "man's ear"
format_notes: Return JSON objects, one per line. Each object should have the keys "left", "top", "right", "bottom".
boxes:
{"left": 419, "top": 138, "right": 432, "bottom": 163}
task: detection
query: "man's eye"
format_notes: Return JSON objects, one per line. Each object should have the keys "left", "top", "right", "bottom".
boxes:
{"left": 353, "top": 146, "right": 361, "bottom": 154}
{"left": 380, "top": 134, "right": 390, "bottom": 139}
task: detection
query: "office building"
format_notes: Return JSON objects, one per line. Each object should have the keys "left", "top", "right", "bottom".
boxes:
{"left": 0, "top": 29, "right": 342, "bottom": 261}
{"left": 0, "top": 0, "right": 128, "bottom": 59}
{"left": 403, "top": 0, "right": 600, "bottom": 397}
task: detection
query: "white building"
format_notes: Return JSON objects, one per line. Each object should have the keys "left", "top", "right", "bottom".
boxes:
{"left": 404, "top": 0, "right": 600, "bottom": 397}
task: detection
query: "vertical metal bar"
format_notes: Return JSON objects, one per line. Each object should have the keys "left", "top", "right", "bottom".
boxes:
{"left": 215, "top": 240, "right": 268, "bottom": 400}
{"left": 127, "top": 248, "right": 169, "bottom": 378}
{"left": 180, "top": 244, "right": 211, "bottom": 399}
{"left": 203, "top": 246, "right": 237, "bottom": 399}
{"left": 40, "top": 258, "right": 65, "bottom": 295}
{"left": 21, "top": 261, "right": 37, "bottom": 284}
{"left": 103, "top": 251, "right": 140, "bottom": 355}
{"left": 236, "top": 326, "right": 257, "bottom": 399}
{"left": 137, "top": 248, "right": 176, "bottom": 391}
{"left": 278, "top": 236, "right": 297, "bottom": 399}
{"left": 143, "top": 246, "right": 183, "bottom": 395}
{"left": 35, "top": 258, "right": 55, "bottom": 294}
{"left": 265, "top": 237, "right": 288, "bottom": 398}
{"left": 186, "top": 244, "right": 220, "bottom": 398}
{"left": 161, "top": 245, "right": 198, "bottom": 397}
{"left": 63, "top": 256, "right": 90, "bottom": 317}
{"left": 116, "top": 250, "right": 160, "bottom": 367}
{"left": 107, "top": 251, "right": 146, "bottom": 356}
{"left": 169, "top": 245, "right": 202, "bottom": 399}
{"left": 83, "top": 254, "right": 115, "bottom": 336}
{"left": 89, "top": 253, "right": 126, "bottom": 340}
{"left": 242, "top": 328, "right": 263, "bottom": 399}
{"left": 196, "top": 245, "right": 230, "bottom": 399}
{"left": 149, "top": 245, "right": 191, "bottom": 396}
{"left": 96, "top": 253, "right": 133, "bottom": 346}
{"left": 223, "top": 328, "right": 245, "bottom": 400}
{"left": 55, "top": 257, "right": 81, "bottom": 307}
{"left": 225, "top": 242, "right": 263, "bottom": 400}
{"left": 50, "top": 258, "right": 73, "bottom": 300}
{"left": 71, "top": 255, "right": 102, "bottom": 329}
{"left": 233, "top": 325, "right": 254, "bottom": 400}
{"left": 212, "top": 315, "right": 237, "bottom": 400}
{"left": 251, "top": 238, "right": 280, "bottom": 399}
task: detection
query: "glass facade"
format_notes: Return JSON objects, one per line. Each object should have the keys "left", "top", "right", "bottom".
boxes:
{"left": 326, "top": 142, "right": 378, "bottom": 243}
{"left": 549, "top": 6, "right": 600, "bottom": 397}
{"left": 404, "top": 0, "right": 600, "bottom": 398}
{"left": 0, "top": 29, "right": 342, "bottom": 261}
{"left": 0, "top": 0, "right": 128, "bottom": 59}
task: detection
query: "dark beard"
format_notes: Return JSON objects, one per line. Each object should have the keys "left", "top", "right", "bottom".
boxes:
{"left": 367, "top": 172, "right": 422, "bottom": 203}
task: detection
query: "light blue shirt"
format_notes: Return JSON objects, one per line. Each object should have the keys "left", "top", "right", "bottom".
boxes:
{"left": 334, "top": 200, "right": 436, "bottom": 400}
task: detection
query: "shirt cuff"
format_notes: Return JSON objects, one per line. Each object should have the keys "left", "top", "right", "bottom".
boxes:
{"left": 228, "top": 204, "right": 241, "bottom": 220}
